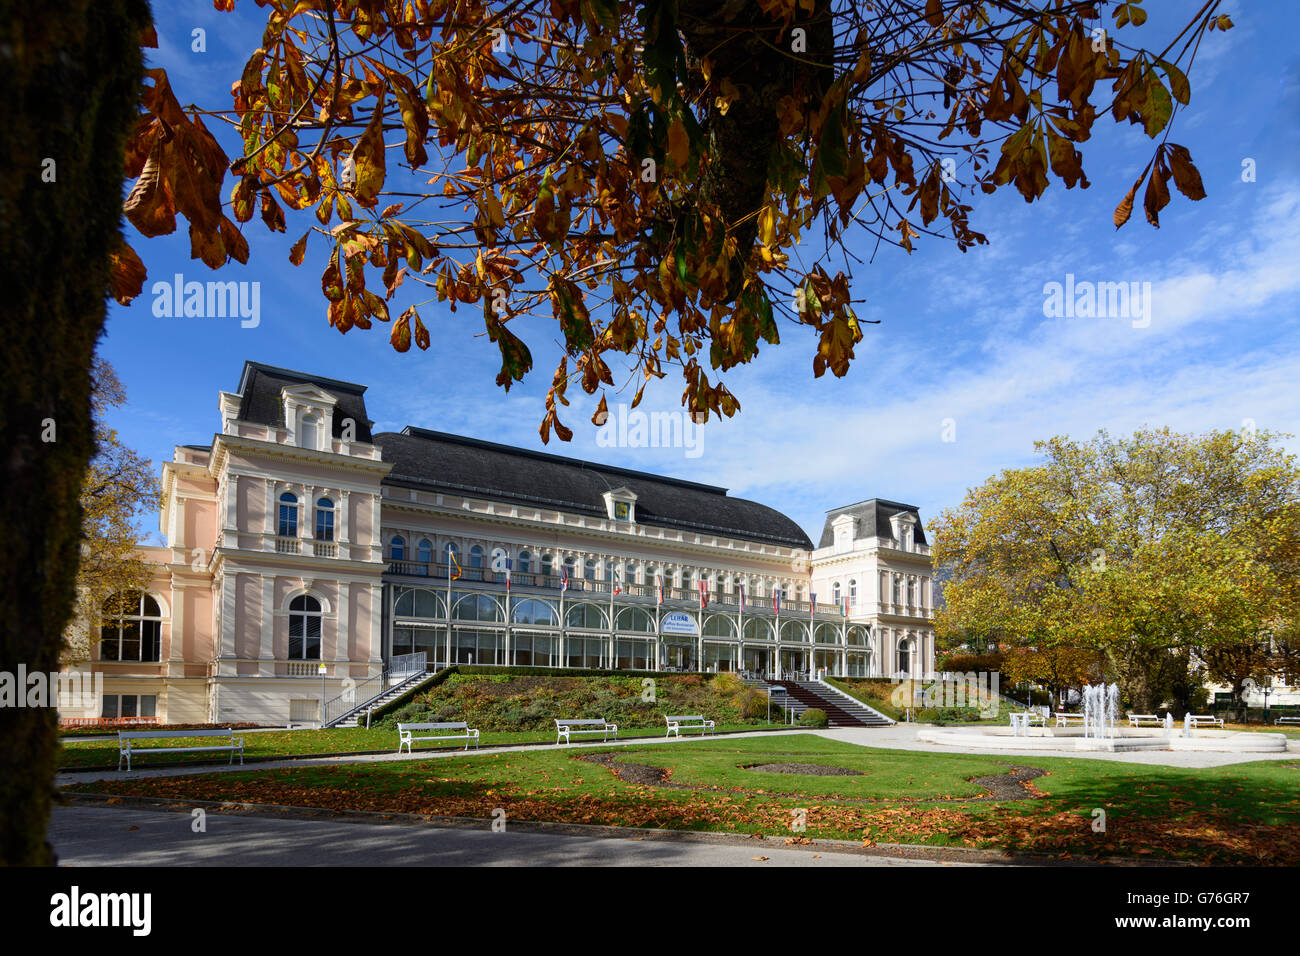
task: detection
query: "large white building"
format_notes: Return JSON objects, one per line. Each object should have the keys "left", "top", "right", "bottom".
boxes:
{"left": 69, "top": 362, "right": 936, "bottom": 726}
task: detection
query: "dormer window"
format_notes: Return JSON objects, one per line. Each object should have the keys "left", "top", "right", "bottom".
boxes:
{"left": 602, "top": 487, "right": 637, "bottom": 522}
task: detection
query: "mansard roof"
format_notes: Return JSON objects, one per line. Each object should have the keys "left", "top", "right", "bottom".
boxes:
{"left": 234, "top": 362, "right": 374, "bottom": 442}
{"left": 374, "top": 427, "right": 815, "bottom": 550}
{"left": 817, "top": 498, "right": 928, "bottom": 549}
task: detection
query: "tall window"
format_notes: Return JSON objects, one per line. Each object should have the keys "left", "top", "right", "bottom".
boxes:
{"left": 541, "top": 553, "right": 553, "bottom": 576}
{"left": 444, "top": 542, "right": 459, "bottom": 565}
{"left": 469, "top": 545, "right": 484, "bottom": 569}
{"left": 584, "top": 557, "right": 597, "bottom": 579}
{"left": 832, "top": 582, "right": 841, "bottom": 605}
{"left": 417, "top": 538, "right": 433, "bottom": 564}
{"left": 390, "top": 535, "right": 406, "bottom": 560}
{"left": 518, "top": 550, "right": 532, "bottom": 573}
{"left": 277, "top": 492, "right": 299, "bottom": 537}
{"left": 315, "top": 497, "right": 335, "bottom": 540}
{"left": 288, "top": 595, "right": 322, "bottom": 660}
{"left": 848, "top": 579, "right": 857, "bottom": 606}
{"left": 300, "top": 413, "right": 320, "bottom": 450}
{"left": 100, "top": 592, "right": 162, "bottom": 662}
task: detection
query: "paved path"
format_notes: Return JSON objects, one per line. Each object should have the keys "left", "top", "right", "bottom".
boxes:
{"left": 815, "top": 726, "right": 1299, "bottom": 768}
{"left": 57, "top": 728, "right": 815, "bottom": 785}
{"left": 59, "top": 723, "right": 1296, "bottom": 788}
{"left": 49, "top": 805, "right": 989, "bottom": 867}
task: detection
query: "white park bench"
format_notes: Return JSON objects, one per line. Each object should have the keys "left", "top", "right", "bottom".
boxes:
{"left": 1187, "top": 714, "right": 1224, "bottom": 729}
{"left": 1009, "top": 711, "right": 1046, "bottom": 726}
{"left": 118, "top": 728, "right": 244, "bottom": 772}
{"left": 665, "top": 714, "right": 715, "bottom": 738}
{"left": 555, "top": 718, "right": 617, "bottom": 745}
{"left": 1054, "top": 713, "right": 1085, "bottom": 726}
{"left": 1128, "top": 714, "right": 1163, "bottom": 727}
{"left": 397, "top": 721, "right": 480, "bottom": 753}
{"left": 1275, "top": 716, "right": 1300, "bottom": 726}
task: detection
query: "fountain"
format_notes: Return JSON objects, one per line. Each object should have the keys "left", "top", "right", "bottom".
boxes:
{"left": 1081, "top": 682, "right": 1120, "bottom": 739}
{"left": 915, "top": 679, "right": 1289, "bottom": 755}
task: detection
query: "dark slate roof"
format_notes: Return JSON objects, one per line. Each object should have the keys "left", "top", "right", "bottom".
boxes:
{"left": 234, "top": 362, "right": 374, "bottom": 442}
{"left": 817, "top": 498, "right": 927, "bottom": 549}
{"left": 375, "top": 427, "right": 814, "bottom": 550}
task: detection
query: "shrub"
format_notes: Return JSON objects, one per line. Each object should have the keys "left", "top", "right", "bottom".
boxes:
{"left": 919, "top": 706, "right": 983, "bottom": 725}
{"left": 799, "top": 708, "right": 828, "bottom": 728}
{"left": 739, "top": 689, "right": 769, "bottom": 720}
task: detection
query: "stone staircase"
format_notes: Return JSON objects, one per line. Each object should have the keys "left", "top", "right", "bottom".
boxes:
{"left": 770, "top": 680, "right": 895, "bottom": 727}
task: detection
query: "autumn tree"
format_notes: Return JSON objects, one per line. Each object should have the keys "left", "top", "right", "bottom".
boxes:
{"left": 115, "top": 0, "right": 1232, "bottom": 437}
{"left": 931, "top": 429, "right": 1300, "bottom": 712}
{"left": 64, "top": 360, "right": 160, "bottom": 664}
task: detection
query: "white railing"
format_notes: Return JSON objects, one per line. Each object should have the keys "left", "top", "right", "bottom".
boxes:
{"left": 276, "top": 537, "right": 301, "bottom": 554}
{"left": 313, "top": 542, "right": 337, "bottom": 558}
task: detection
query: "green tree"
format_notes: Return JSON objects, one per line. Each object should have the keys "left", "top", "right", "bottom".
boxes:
{"left": 932, "top": 428, "right": 1300, "bottom": 712}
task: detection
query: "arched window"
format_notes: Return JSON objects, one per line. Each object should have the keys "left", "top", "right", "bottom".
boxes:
{"left": 417, "top": 538, "right": 433, "bottom": 564}
{"left": 288, "top": 595, "right": 322, "bottom": 660}
{"left": 540, "top": 553, "right": 554, "bottom": 576}
{"left": 469, "top": 545, "right": 484, "bottom": 569}
{"left": 615, "top": 607, "right": 654, "bottom": 632}
{"left": 390, "top": 535, "right": 406, "bottom": 560}
{"left": 512, "top": 599, "right": 558, "bottom": 626}
{"left": 277, "top": 492, "right": 299, "bottom": 537}
{"left": 848, "top": 579, "right": 858, "bottom": 607}
{"left": 394, "top": 587, "right": 443, "bottom": 619}
{"left": 100, "top": 592, "right": 162, "bottom": 661}
{"left": 832, "top": 582, "right": 841, "bottom": 606}
{"left": 315, "top": 497, "right": 335, "bottom": 541}
{"left": 443, "top": 542, "right": 459, "bottom": 565}
{"left": 584, "top": 557, "right": 597, "bottom": 580}
{"left": 567, "top": 603, "right": 606, "bottom": 629}
{"left": 518, "top": 550, "right": 532, "bottom": 573}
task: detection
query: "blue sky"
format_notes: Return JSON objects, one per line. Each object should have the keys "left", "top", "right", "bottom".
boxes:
{"left": 104, "top": 0, "right": 1300, "bottom": 546}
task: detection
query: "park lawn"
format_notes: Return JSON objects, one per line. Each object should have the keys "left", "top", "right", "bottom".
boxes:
{"left": 61, "top": 734, "right": 1300, "bottom": 864}
{"left": 56, "top": 722, "right": 798, "bottom": 770}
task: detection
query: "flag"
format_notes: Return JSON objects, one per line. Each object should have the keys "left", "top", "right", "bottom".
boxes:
{"left": 560, "top": 562, "right": 569, "bottom": 592}
{"left": 810, "top": 592, "right": 817, "bottom": 617}
{"left": 773, "top": 590, "right": 781, "bottom": 616}
{"left": 449, "top": 549, "right": 462, "bottom": 582}
{"left": 738, "top": 584, "right": 745, "bottom": 614}
{"left": 840, "top": 594, "right": 847, "bottom": 617}
{"left": 505, "top": 558, "right": 512, "bottom": 595}
{"left": 613, "top": 566, "right": 623, "bottom": 596}
{"left": 655, "top": 572, "right": 663, "bottom": 606}
{"left": 698, "top": 579, "right": 708, "bottom": 609}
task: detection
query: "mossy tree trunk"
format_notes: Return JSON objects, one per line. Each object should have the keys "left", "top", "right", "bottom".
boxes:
{"left": 0, "top": 0, "right": 149, "bottom": 865}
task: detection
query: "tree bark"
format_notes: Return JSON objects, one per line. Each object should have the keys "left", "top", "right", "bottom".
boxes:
{"left": 0, "top": 0, "right": 149, "bottom": 864}
{"left": 677, "top": 0, "right": 834, "bottom": 300}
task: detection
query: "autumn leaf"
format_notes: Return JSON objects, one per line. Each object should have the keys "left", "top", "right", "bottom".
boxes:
{"left": 352, "top": 91, "right": 388, "bottom": 207}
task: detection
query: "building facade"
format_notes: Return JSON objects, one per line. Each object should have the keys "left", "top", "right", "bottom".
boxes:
{"left": 68, "top": 362, "right": 936, "bottom": 726}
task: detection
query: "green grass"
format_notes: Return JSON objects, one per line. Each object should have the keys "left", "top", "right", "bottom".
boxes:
{"left": 56, "top": 722, "right": 796, "bottom": 769}
{"left": 63, "top": 733, "right": 1300, "bottom": 863}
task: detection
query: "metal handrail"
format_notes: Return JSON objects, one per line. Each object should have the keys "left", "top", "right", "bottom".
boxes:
{"left": 323, "top": 652, "right": 427, "bottom": 726}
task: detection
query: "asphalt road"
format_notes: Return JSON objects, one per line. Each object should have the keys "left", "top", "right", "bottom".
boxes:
{"left": 49, "top": 805, "right": 989, "bottom": 867}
